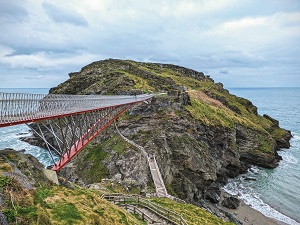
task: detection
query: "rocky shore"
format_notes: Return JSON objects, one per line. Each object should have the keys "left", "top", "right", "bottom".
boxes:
{"left": 217, "top": 191, "right": 288, "bottom": 225}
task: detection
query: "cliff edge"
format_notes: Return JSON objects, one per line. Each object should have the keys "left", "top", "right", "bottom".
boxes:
{"left": 34, "top": 59, "right": 292, "bottom": 206}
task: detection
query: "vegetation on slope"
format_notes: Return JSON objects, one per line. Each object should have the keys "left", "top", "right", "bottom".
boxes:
{"left": 19, "top": 58, "right": 288, "bottom": 224}
{"left": 151, "top": 198, "right": 234, "bottom": 225}
{"left": 0, "top": 150, "right": 145, "bottom": 225}
{"left": 0, "top": 176, "right": 146, "bottom": 225}
{"left": 0, "top": 150, "right": 236, "bottom": 225}
{"left": 50, "top": 59, "right": 288, "bottom": 153}
{"left": 74, "top": 129, "right": 137, "bottom": 184}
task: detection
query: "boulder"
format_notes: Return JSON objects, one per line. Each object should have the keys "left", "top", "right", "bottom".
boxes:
{"left": 205, "top": 189, "right": 221, "bottom": 204}
{"left": 222, "top": 197, "right": 240, "bottom": 209}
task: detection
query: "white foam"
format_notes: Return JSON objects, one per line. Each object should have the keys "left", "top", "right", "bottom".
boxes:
{"left": 279, "top": 151, "right": 298, "bottom": 166}
{"left": 292, "top": 132, "right": 300, "bottom": 141}
{"left": 0, "top": 125, "right": 55, "bottom": 167}
{"left": 223, "top": 177, "right": 300, "bottom": 225}
{"left": 248, "top": 166, "right": 260, "bottom": 174}
{"left": 283, "top": 154, "right": 298, "bottom": 165}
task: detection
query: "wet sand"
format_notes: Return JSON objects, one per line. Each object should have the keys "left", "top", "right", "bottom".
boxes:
{"left": 219, "top": 191, "right": 288, "bottom": 225}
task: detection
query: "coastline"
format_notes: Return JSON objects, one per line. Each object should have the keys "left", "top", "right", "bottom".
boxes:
{"left": 217, "top": 191, "right": 289, "bottom": 225}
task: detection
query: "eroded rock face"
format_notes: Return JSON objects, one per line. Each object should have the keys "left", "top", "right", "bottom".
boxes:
{"left": 0, "top": 149, "right": 49, "bottom": 189}
{"left": 21, "top": 91, "right": 290, "bottom": 204}
{"left": 20, "top": 59, "right": 291, "bottom": 205}
{"left": 83, "top": 96, "right": 285, "bottom": 203}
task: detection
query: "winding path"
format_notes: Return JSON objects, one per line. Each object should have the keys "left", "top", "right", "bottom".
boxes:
{"left": 114, "top": 121, "right": 168, "bottom": 197}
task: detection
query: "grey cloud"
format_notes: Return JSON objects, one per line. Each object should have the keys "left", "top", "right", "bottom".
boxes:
{"left": 42, "top": 2, "right": 89, "bottom": 27}
{"left": 0, "top": 1, "right": 28, "bottom": 23}
{"left": 22, "top": 75, "right": 46, "bottom": 80}
{"left": 7, "top": 47, "right": 81, "bottom": 57}
{"left": 220, "top": 70, "right": 229, "bottom": 74}
{"left": 0, "top": 0, "right": 299, "bottom": 88}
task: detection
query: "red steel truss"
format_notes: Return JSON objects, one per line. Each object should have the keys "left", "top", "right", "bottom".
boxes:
{"left": 0, "top": 92, "right": 153, "bottom": 171}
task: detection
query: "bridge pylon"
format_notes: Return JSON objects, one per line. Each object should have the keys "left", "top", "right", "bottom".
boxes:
{"left": 29, "top": 104, "right": 134, "bottom": 171}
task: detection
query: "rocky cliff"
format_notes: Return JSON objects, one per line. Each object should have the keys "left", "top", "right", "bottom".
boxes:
{"left": 28, "top": 59, "right": 291, "bottom": 206}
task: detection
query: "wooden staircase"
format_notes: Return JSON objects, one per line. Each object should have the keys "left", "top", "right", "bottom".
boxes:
{"left": 102, "top": 193, "right": 187, "bottom": 225}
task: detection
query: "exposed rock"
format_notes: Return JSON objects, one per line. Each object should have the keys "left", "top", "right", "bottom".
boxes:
{"left": 21, "top": 59, "right": 291, "bottom": 207}
{"left": 222, "top": 196, "right": 240, "bottom": 209}
{"left": 263, "top": 114, "right": 279, "bottom": 128}
{"left": 0, "top": 212, "right": 8, "bottom": 225}
{"left": 0, "top": 149, "right": 50, "bottom": 190}
{"left": 205, "top": 189, "right": 221, "bottom": 204}
{"left": 276, "top": 129, "right": 292, "bottom": 149}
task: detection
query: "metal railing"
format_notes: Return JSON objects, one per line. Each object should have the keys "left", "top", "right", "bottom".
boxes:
{"left": 0, "top": 92, "right": 153, "bottom": 127}
{"left": 102, "top": 194, "right": 188, "bottom": 225}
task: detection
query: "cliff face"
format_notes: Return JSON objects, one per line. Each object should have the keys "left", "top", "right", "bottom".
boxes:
{"left": 44, "top": 59, "right": 291, "bottom": 203}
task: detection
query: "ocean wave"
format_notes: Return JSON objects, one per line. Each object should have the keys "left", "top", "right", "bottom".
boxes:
{"left": 292, "top": 135, "right": 300, "bottom": 141}
{"left": 223, "top": 176, "right": 300, "bottom": 225}
{"left": 291, "top": 131, "right": 300, "bottom": 141}
{"left": 248, "top": 166, "right": 260, "bottom": 174}
{"left": 283, "top": 155, "right": 298, "bottom": 165}
{"left": 0, "top": 125, "right": 54, "bottom": 166}
{"left": 279, "top": 151, "right": 298, "bottom": 165}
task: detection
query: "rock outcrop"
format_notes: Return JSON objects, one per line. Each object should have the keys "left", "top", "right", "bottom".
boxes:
{"left": 23, "top": 59, "right": 291, "bottom": 206}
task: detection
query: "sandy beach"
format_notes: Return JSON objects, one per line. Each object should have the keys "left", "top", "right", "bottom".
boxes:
{"left": 218, "top": 191, "right": 288, "bottom": 225}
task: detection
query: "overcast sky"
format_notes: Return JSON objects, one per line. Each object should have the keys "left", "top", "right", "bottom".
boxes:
{"left": 0, "top": 0, "right": 299, "bottom": 88}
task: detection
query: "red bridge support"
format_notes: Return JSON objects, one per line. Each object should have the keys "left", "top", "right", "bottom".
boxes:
{"left": 0, "top": 92, "right": 153, "bottom": 171}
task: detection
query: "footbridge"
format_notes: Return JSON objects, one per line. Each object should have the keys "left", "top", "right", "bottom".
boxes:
{"left": 0, "top": 92, "right": 153, "bottom": 171}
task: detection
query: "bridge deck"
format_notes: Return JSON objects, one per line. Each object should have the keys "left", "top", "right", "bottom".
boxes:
{"left": 0, "top": 92, "right": 153, "bottom": 171}
{"left": 0, "top": 92, "right": 153, "bottom": 127}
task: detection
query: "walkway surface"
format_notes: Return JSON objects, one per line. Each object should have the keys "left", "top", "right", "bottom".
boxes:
{"left": 148, "top": 155, "right": 168, "bottom": 197}
{"left": 0, "top": 92, "right": 153, "bottom": 171}
{"left": 115, "top": 122, "right": 186, "bottom": 204}
{"left": 0, "top": 92, "right": 153, "bottom": 127}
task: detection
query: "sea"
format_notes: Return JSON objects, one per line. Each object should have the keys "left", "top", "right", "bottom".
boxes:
{"left": 0, "top": 87, "right": 299, "bottom": 224}
{"left": 225, "top": 87, "right": 300, "bottom": 225}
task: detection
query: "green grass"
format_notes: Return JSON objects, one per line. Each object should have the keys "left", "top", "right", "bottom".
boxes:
{"left": 109, "top": 134, "right": 132, "bottom": 154}
{"left": 17, "top": 206, "right": 38, "bottom": 222}
{"left": 3, "top": 209, "right": 16, "bottom": 223}
{"left": 0, "top": 176, "right": 11, "bottom": 187}
{"left": 150, "top": 198, "right": 234, "bottom": 225}
{"left": 256, "top": 134, "right": 276, "bottom": 153}
{"left": 34, "top": 187, "right": 53, "bottom": 206}
{"left": 75, "top": 133, "right": 137, "bottom": 183}
{"left": 9, "top": 183, "right": 146, "bottom": 225}
{"left": 271, "top": 127, "right": 288, "bottom": 139}
{"left": 186, "top": 98, "right": 258, "bottom": 129}
{"left": 131, "top": 62, "right": 278, "bottom": 137}
{"left": 44, "top": 186, "right": 145, "bottom": 225}
{"left": 131, "top": 213, "right": 147, "bottom": 224}
{"left": 75, "top": 143, "right": 109, "bottom": 183}
{"left": 120, "top": 111, "right": 142, "bottom": 121}
{"left": 52, "top": 203, "right": 82, "bottom": 225}
{"left": 121, "top": 71, "right": 156, "bottom": 91}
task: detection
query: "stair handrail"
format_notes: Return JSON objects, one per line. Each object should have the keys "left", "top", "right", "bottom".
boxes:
{"left": 102, "top": 193, "right": 188, "bottom": 225}
{"left": 148, "top": 155, "right": 168, "bottom": 197}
